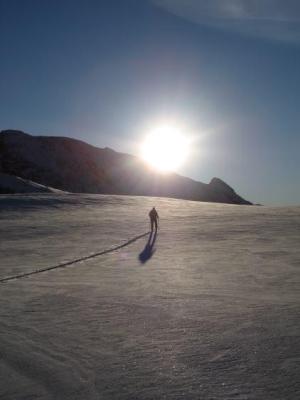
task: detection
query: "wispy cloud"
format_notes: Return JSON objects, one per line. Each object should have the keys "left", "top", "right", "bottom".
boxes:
{"left": 152, "top": 0, "right": 300, "bottom": 42}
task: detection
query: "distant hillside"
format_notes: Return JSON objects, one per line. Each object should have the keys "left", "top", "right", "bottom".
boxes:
{"left": 0, "top": 130, "right": 252, "bottom": 204}
{"left": 0, "top": 172, "right": 66, "bottom": 194}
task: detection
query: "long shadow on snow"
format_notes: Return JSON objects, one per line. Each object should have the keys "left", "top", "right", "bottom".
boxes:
{"left": 139, "top": 230, "right": 157, "bottom": 264}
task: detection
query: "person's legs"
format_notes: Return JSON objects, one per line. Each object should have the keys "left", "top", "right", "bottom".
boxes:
{"left": 150, "top": 219, "right": 154, "bottom": 231}
{"left": 154, "top": 219, "right": 158, "bottom": 231}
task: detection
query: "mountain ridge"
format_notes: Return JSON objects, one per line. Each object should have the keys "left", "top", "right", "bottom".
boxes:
{"left": 0, "top": 129, "right": 252, "bottom": 204}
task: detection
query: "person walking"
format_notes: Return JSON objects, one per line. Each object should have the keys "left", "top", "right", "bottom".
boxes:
{"left": 149, "top": 207, "right": 159, "bottom": 232}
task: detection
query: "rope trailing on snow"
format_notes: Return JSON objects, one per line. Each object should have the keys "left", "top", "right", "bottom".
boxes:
{"left": 0, "top": 232, "right": 150, "bottom": 284}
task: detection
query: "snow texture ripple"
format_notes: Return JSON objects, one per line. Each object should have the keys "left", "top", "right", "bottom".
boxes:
{"left": 0, "top": 194, "right": 299, "bottom": 400}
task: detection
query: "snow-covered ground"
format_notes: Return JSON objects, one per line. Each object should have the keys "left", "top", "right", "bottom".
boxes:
{"left": 0, "top": 194, "right": 299, "bottom": 400}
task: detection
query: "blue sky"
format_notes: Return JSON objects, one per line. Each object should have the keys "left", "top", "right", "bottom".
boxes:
{"left": 1, "top": 0, "right": 299, "bottom": 205}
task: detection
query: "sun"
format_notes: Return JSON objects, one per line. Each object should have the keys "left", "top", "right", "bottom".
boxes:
{"left": 140, "top": 125, "right": 189, "bottom": 172}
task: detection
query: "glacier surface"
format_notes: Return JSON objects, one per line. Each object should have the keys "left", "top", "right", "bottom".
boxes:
{"left": 0, "top": 194, "right": 299, "bottom": 399}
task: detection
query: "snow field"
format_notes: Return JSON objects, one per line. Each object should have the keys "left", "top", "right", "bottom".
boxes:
{"left": 0, "top": 194, "right": 299, "bottom": 399}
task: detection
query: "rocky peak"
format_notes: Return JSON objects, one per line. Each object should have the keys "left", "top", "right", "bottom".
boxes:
{"left": 209, "top": 177, "right": 235, "bottom": 193}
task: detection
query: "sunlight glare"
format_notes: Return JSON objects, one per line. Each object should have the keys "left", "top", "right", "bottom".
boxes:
{"left": 141, "top": 124, "right": 189, "bottom": 172}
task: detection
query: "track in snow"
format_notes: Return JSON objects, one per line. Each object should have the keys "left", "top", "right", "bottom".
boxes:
{"left": 0, "top": 231, "right": 149, "bottom": 283}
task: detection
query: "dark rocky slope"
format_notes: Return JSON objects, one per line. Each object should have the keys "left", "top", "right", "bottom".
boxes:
{"left": 0, "top": 172, "right": 66, "bottom": 194}
{"left": 0, "top": 130, "right": 251, "bottom": 204}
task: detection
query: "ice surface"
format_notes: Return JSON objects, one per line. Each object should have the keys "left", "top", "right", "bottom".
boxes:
{"left": 0, "top": 194, "right": 299, "bottom": 399}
